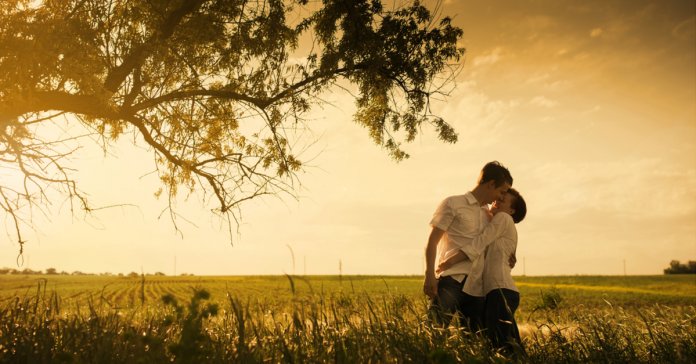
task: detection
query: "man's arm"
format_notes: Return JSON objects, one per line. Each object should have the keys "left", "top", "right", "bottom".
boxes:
{"left": 423, "top": 226, "right": 445, "bottom": 299}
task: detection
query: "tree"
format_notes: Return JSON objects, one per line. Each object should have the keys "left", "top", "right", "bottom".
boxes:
{"left": 45, "top": 267, "right": 58, "bottom": 274}
{"left": 664, "top": 260, "right": 696, "bottom": 274}
{"left": 0, "top": 0, "right": 463, "bottom": 252}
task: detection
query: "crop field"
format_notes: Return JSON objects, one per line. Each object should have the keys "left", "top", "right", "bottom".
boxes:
{"left": 1, "top": 274, "right": 694, "bottom": 363}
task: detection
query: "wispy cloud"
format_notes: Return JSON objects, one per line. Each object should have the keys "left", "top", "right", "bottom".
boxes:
{"left": 438, "top": 81, "right": 520, "bottom": 144}
{"left": 527, "top": 159, "right": 696, "bottom": 219}
{"left": 590, "top": 27, "right": 604, "bottom": 38}
{"left": 672, "top": 16, "right": 696, "bottom": 40}
{"left": 581, "top": 105, "right": 601, "bottom": 114}
{"left": 524, "top": 73, "right": 568, "bottom": 91}
{"left": 530, "top": 96, "right": 558, "bottom": 108}
{"left": 525, "top": 72, "right": 551, "bottom": 84}
{"left": 472, "top": 47, "right": 503, "bottom": 67}
{"left": 521, "top": 15, "right": 557, "bottom": 31}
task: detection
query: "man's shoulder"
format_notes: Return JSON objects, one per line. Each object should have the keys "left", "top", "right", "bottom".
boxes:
{"left": 443, "top": 193, "right": 476, "bottom": 205}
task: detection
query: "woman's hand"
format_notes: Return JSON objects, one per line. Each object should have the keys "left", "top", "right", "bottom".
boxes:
{"left": 436, "top": 250, "right": 468, "bottom": 273}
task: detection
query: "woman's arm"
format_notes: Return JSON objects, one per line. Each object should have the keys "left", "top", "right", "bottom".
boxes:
{"left": 459, "top": 212, "right": 512, "bottom": 262}
{"left": 436, "top": 250, "right": 468, "bottom": 273}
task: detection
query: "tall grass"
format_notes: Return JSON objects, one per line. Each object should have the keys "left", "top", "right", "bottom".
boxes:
{"left": 0, "top": 282, "right": 694, "bottom": 363}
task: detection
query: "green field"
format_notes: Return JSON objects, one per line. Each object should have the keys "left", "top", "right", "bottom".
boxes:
{"left": 1, "top": 274, "right": 694, "bottom": 363}
{"left": 2, "top": 274, "right": 693, "bottom": 312}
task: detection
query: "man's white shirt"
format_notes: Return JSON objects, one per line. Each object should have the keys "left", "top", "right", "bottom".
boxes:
{"left": 429, "top": 192, "right": 489, "bottom": 282}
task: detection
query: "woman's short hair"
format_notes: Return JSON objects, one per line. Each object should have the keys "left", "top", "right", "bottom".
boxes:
{"left": 507, "top": 188, "right": 527, "bottom": 223}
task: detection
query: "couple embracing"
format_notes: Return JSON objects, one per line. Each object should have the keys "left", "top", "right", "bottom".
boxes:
{"left": 423, "top": 161, "right": 527, "bottom": 355}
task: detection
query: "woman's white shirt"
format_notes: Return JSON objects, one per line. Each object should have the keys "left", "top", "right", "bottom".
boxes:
{"left": 462, "top": 212, "right": 518, "bottom": 297}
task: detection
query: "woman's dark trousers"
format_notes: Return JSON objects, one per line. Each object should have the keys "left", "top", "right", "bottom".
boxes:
{"left": 484, "top": 288, "right": 524, "bottom": 356}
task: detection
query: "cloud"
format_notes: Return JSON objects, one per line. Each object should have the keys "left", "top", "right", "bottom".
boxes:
{"left": 525, "top": 159, "right": 696, "bottom": 219}
{"left": 525, "top": 73, "right": 550, "bottom": 84}
{"left": 472, "top": 47, "right": 503, "bottom": 67}
{"left": 581, "top": 105, "right": 601, "bottom": 114}
{"left": 545, "top": 80, "right": 569, "bottom": 91}
{"left": 672, "top": 16, "right": 696, "bottom": 40}
{"left": 521, "top": 15, "right": 557, "bottom": 31}
{"left": 524, "top": 73, "right": 568, "bottom": 91}
{"left": 437, "top": 81, "right": 520, "bottom": 144}
{"left": 590, "top": 27, "right": 604, "bottom": 38}
{"left": 530, "top": 96, "right": 558, "bottom": 108}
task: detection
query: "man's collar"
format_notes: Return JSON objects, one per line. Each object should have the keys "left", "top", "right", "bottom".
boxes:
{"left": 464, "top": 192, "right": 479, "bottom": 205}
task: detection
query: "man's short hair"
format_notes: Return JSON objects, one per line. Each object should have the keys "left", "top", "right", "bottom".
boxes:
{"left": 477, "top": 161, "right": 513, "bottom": 187}
{"left": 507, "top": 188, "right": 527, "bottom": 224}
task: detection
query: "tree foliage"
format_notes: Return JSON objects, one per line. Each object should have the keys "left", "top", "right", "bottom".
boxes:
{"left": 663, "top": 260, "right": 696, "bottom": 274}
{"left": 0, "top": 0, "right": 464, "bottom": 252}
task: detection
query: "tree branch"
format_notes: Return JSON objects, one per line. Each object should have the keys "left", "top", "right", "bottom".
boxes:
{"left": 132, "top": 89, "right": 267, "bottom": 111}
{"left": 123, "top": 114, "right": 230, "bottom": 212}
{"left": 0, "top": 91, "right": 118, "bottom": 121}
{"left": 264, "top": 65, "right": 367, "bottom": 107}
{"left": 103, "top": 0, "right": 206, "bottom": 93}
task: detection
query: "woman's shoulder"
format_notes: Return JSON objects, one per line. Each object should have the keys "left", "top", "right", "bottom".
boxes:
{"left": 492, "top": 211, "right": 514, "bottom": 224}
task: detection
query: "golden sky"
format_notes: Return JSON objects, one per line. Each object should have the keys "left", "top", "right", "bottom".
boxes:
{"left": 1, "top": 0, "right": 694, "bottom": 275}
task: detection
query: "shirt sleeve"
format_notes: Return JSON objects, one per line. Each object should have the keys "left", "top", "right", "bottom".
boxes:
{"left": 429, "top": 197, "right": 454, "bottom": 231}
{"left": 459, "top": 212, "right": 512, "bottom": 261}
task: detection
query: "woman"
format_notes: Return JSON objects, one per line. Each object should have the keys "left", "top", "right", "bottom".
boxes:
{"left": 437, "top": 188, "right": 527, "bottom": 356}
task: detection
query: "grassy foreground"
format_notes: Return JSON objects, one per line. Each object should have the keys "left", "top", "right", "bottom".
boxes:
{"left": 0, "top": 275, "right": 694, "bottom": 363}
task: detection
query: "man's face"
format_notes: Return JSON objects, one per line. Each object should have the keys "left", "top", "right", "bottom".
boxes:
{"left": 486, "top": 181, "right": 511, "bottom": 205}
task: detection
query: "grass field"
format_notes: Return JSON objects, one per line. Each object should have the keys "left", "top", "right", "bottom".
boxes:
{"left": 1, "top": 274, "right": 694, "bottom": 363}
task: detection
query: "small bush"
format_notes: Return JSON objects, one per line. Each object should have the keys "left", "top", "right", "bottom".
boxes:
{"left": 536, "top": 287, "right": 563, "bottom": 310}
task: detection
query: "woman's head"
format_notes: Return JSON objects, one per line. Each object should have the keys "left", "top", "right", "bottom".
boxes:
{"left": 492, "top": 188, "right": 527, "bottom": 223}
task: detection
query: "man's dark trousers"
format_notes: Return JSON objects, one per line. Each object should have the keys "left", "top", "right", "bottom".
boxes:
{"left": 429, "top": 275, "right": 485, "bottom": 331}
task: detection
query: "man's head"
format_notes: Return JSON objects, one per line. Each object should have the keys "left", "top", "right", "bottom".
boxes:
{"left": 476, "top": 161, "right": 513, "bottom": 205}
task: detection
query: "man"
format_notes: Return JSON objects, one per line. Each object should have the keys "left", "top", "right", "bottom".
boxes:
{"left": 423, "top": 161, "right": 513, "bottom": 329}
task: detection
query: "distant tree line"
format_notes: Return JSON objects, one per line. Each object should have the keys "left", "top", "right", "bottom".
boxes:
{"left": 0, "top": 267, "right": 74, "bottom": 275}
{"left": 663, "top": 260, "right": 696, "bottom": 274}
{"left": 0, "top": 267, "right": 192, "bottom": 277}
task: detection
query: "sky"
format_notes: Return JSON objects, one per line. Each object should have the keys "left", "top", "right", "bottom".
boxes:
{"left": 1, "top": 0, "right": 695, "bottom": 276}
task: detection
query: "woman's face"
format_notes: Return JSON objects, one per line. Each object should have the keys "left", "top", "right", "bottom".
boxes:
{"left": 492, "top": 192, "right": 515, "bottom": 215}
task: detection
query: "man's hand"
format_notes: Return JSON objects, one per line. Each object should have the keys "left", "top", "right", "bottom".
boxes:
{"left": 423, "top": 273, "right": 438, "bottom": 299}
{"left": 424, "top": 227, "right": 444, "bottom": 300}
{"left": 509, "top": 252, "right": 517, "bottom": 268}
